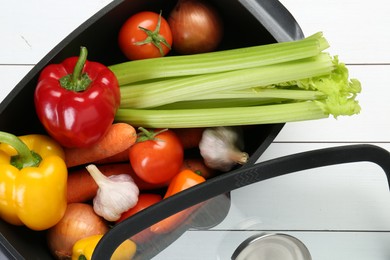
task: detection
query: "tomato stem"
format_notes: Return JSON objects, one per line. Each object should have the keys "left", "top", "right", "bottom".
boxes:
{"left": 136, "top": 127, "right": 168, "bottom": 143}
{"left": 135, "top": 11, "right": 171, "bottom": 57}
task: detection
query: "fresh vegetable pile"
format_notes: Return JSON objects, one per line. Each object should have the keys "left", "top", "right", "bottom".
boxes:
{"left": 0, "top": 0, "right": 362, "bottom": 259}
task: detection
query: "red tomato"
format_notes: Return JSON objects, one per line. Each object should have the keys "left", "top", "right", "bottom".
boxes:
{"left": 129, "top": 129, "right": 184, "bottom": 184}
{"left": 116, "top": 193, "right": 162, "bottom": 223}
{"left": 118, "top": 11, "right": 173, "bottom": 60}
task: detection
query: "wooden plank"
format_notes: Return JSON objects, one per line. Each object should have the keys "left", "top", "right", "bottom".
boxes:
{"left": 155, "top": 230, "right": 390, "bottom": 260}
{"left": 244, "top": 143, "right": 390, "bottom": 230}
{"left": 1, "top": 0, "right": 389, "bottom": 65}
{"left": 219, "top": 160, "right": 390, "bottom": 231}
{"left": 279, "top": 0, "right": 390, "bottom": 64}
{"left": 0, "top": 0, "right": 112, "bottom": 64}
{"left": 0, "top": 65, "right": 33, "bottom": 103}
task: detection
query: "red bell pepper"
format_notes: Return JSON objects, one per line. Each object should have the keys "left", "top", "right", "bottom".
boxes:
{"left": 34, "top": 47, "right": 120, "bottom": 148}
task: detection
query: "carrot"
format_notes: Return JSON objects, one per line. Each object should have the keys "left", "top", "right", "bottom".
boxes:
{"left": 67, "top": 163, "right": 167, "bottom": 203}
{"left": 64, "top": 123, "right": 137, "bottom": 168}
{"left": 180, "top": 158, "right": 217, "bottom": 179}
{"left": 67, "top": 163, "right": 130, "bottom": 203}
{"left": 172, "top": 128, "right": 204, "bottom": 149}
{"left": 93, "top": 148, "right": 130, "bottom": 164}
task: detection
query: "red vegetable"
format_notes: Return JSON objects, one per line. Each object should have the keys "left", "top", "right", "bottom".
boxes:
{"left": 118, "top": 11, "right": 172, "bottom": 60}
{"left": 168, "top": 0, "right": 224, "bottom": 54}
{"left": 129, "top": 128, "right": 184, "bottom": 184}
{"left": 150, "top": 169, "right": 205, "bottom": 234}
{"left": 34, "top": 47, "right": 121, "bottom": 148}
{"left": 116, "top": 193, "right": 162, "bottom": 223}
{"left": 116, "top": 193, "right": 163, "bottom": 244}
{"left": 180, "top": 158, "right": 217, "bottom": 179}
{"left": 172, "top": 127, "right": 205, "bottom": 149}
{"left": 163, "top": 169, "right": 206, "bottom": 198}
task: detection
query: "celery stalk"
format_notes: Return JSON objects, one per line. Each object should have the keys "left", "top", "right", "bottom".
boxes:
{"left": 154, "top": 98, "right": 286, "bottom": 109}
{"left": 115, "top": 102, "right": 329, "bottom": 128}
{"left": 119, "top": 53, "right": 334, "bottom": 108}
{"left": 115, "top": 55, "right": 361, "bottom": 128}
{"left": 185, "top": 88, "right": 326, "bottom": 101}
{"left": 109, "top": 32, "right": 329, "bottom": 85}
{"left": 112, "top": 32, "right": 361, "bottom": 128}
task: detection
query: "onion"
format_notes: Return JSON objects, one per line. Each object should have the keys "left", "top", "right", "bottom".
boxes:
{"left": 168, "top": 0, "right": 224, "bottom": 54}
{"left": 47, "top": 203, "right": 109, "bottom": 259}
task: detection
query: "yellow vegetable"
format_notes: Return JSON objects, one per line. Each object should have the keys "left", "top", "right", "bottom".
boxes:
{"left": 0, "top": 132, "right": 67, "bottom": 230}
{"left": 72, "top": 234, "right": 136, "bottom": 260}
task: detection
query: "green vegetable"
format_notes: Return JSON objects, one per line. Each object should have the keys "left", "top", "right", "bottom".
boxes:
{"left": 111, "top": 32, "right": 361, "bottom": 128}
{"left": 109, "top": 32, "right": 329, "bottom": 85}
{"left": 119, "top": 53, "right": 333, "bottom": 108}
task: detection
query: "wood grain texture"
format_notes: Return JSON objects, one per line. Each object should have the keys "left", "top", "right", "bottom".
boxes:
{"left": 0, "top": 0, "right": 389, "bottom": 258}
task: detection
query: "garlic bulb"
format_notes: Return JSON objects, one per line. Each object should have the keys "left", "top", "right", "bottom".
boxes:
{"left": 86, "top": 164, "right": 139, "bottom": 221}
{"left": 199, "top": 126, "right": 249, "bottom": 172}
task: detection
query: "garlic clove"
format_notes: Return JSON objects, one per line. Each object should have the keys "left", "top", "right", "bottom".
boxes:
{"left": 86, "top": 164, "right": 140, "bottom": 222}
{"left": 199, "top": 126, "right": 248, "bottom": 172}
{"left": 93, "top": 181, "right": 139, "bottom": 221}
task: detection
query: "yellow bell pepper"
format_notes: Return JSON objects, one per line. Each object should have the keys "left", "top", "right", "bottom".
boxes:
{"left": 72, "top": 234, "right": 136, "bottom": 260}
{"left": 0, "top": 131, "right": 67, "bottom": 230}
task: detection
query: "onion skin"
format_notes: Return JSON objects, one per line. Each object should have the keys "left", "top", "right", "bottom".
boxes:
{"left": 168, "top": 0, "right": 224, "bottom": 54}
{"left": 47, "top": 203, "right": 109, "bottom": 260}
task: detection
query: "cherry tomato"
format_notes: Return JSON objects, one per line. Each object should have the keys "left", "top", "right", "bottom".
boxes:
{"left": 129, "top": 128, "right": 184, "bottom": 184}
{"left": 116, "top": 193, "right": 162, "bottom": 223}
{"left": 118, "top": 11, "right": 173, "bottom": 60}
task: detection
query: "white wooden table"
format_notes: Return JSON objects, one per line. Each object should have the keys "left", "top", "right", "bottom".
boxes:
{"left": 1, "top": 0, "right": 390, "bottom": 259}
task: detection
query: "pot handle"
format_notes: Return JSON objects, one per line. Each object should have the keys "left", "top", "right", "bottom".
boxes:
{"left": 234, "top": 144, "right": 390, "bottom": 189}
{"left": 93, "top": 144, "right": 390, "bottom": 259}
{"left": 239, "top": 0, "right": 305, "bottom": 41}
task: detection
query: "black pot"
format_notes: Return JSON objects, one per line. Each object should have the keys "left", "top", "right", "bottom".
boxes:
{"left": 1, "top": 0, "right": 389, "bottom": 259}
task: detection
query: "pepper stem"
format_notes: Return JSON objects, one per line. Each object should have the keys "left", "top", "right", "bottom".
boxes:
{"left": 0, "top": 131, "right": 42, "bottom": 169}
{"left": 59, "top": 46, "right": 92, "bottom": 92}
{"left": 72, "top": 46, "right": 88, "bottom": 83}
